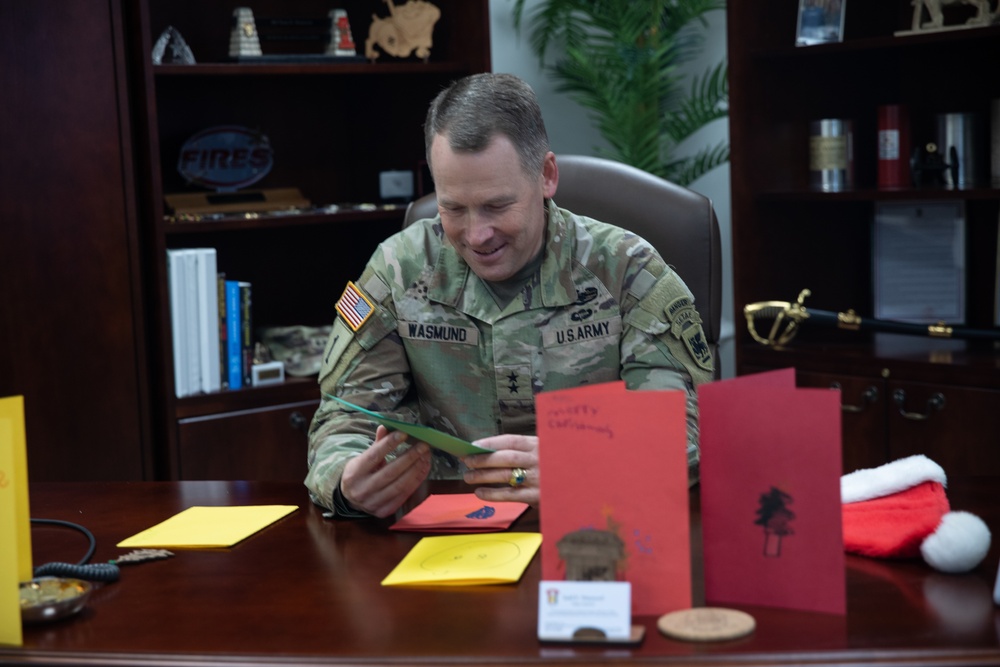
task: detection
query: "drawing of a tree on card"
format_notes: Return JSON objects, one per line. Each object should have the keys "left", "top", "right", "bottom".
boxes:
{"left": 754, "top": 487, "right": 795, "bottom": 557}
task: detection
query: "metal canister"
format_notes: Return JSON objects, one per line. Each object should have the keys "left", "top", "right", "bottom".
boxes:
{"left": 809, "top": 119, "right": 854, "bottom": 192}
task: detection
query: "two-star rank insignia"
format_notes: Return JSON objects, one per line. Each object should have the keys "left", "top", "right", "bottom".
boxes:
{"left": 507, "top": 370, "right": 520, "bottom": 394}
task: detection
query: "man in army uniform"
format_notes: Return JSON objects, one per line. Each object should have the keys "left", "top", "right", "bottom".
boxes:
{"left": 306, "top": 73, "right": 714, "bottom": 518}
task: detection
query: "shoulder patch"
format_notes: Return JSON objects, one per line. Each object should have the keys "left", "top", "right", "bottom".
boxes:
{"left": 335, "top": 281, "right": 375, "bottom": 332}
{"left": 665, "top": 296, "right": 713, "bottom": 372}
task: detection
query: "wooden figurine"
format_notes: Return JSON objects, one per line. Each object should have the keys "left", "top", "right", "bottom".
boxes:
{"left": 365, "top": 0, "right": 441, "bottom": 62}
{"left": 909, "top": 0, "right": 997, "bottom": 32}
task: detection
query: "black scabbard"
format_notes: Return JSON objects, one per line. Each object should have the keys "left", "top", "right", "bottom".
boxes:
{"left": 806, "top": 308, "right": 1000, "bottom": 341}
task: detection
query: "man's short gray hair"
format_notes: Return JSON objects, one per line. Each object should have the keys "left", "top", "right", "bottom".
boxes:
{"left": 425, "top": 73, "right": 550, "bottom": 178}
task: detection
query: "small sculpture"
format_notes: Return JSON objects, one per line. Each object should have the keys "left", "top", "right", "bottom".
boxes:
{"left": 326, "top": 9, "right": 358, "bottom": 57}
{"left": 909, "top": 0, "right": 997, "bottom": 32}
{"left": 229, "top": 7, "right": 262, "bottom": 58}
{"left": 911, "top": 142, "right": 953, "bottom": 187}
{"left": 151, "top": 26, "right": 195, "bottom": 65}
{"left": 365, "top": 0, "right": 441, "bottom": 62}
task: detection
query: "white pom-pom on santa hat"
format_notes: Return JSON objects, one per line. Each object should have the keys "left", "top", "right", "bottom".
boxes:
{"left": 841, "top": 455, "right": 991, "bottom": 573}
{"left": 921, "top": 511, "right": 992, "bottom": 573}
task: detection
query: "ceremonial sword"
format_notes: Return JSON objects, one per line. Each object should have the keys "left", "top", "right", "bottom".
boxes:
{"left": 743, "top": 289, "right": 1000, "bottom": 347}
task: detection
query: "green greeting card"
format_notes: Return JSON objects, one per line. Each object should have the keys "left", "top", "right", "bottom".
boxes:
{"left": 326, "top": 395, "right": 493, "bottom": 457}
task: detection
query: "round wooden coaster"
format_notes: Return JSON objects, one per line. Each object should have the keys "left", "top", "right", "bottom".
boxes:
{"left": 657, "top": 607, "right": 756, "bottom": 642}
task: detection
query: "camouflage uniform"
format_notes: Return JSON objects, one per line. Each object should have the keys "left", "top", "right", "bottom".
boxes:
{"left": 306, "top": 201, "right": 715, "bottom": 513}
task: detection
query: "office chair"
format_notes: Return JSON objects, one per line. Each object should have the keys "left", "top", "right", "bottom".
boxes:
{"left": 402, "top": 154, "right": 723, "bottom": 377}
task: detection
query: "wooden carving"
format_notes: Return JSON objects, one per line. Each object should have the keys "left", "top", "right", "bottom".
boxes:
{"left": 909, "top": 0, "right": 998, "bottom": 32}
{"left": 365, "top": 0, "right": 441, "bottom": 62}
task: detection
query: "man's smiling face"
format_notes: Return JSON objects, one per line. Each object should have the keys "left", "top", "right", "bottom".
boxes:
{"left": 430, "top": 133, "right": 557, "bottom": 283}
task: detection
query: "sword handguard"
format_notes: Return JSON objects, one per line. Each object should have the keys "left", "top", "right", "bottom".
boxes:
{"left": 743, "top": 289, "right": 812, "bottom": 346}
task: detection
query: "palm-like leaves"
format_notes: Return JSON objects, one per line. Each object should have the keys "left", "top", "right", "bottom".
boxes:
{"left": 512, "top": 0, "right": 728, "bottom": 185}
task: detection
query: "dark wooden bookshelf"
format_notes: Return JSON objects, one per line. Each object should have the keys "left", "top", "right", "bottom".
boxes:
{"left": 128, "top": 0, "right": 492, "bottom": 480}
{"left": 727, "top": 1, "right": 1000, "bottom": 477}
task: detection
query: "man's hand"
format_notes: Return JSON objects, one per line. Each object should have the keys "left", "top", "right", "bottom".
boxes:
{"left": 340, "top": 425, "right": 432, "bottom": 518}
{"left": 461, "top": 434, "right": 539, "bottom": 507}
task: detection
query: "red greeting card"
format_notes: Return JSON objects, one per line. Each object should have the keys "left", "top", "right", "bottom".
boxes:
{"left": 390, "top": 494, "right": 529, "bottom": 532}
{"left": 537, "top": 381, "right": 691, "bottom": 616}
{"left": 698, "top": 368, "right": 846, "bottom": 615}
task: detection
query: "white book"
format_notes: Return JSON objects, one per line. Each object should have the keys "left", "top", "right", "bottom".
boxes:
{"left": 166, "top": 249, "right": 189, "bottom": 398}
{"left": 195, "top": 248, "right": 221, "bottom": 394}
{"left": 181, "top": 250, "right": 201, "bottom": 396}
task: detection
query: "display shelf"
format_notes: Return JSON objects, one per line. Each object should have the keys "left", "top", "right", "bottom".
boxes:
{"left": 163, "top": 205, "right": 408, "bottom": 234}
{"left": 175, "top": 375, "right": 319, "bottom": 420}
{"left": 728, "top": 0, "right": 1000, "bottom": 475}
{"left": 755, "top": 187, "right": 1000, "bottom": 202}
{"left": 155, "top": 61, "right": 476, "bottom": 76}
{"left": 128, "top": 0, "right": 491, "bottom": 480}
{"left": 750, "top": 23, "right": 1000, "bottom": 58}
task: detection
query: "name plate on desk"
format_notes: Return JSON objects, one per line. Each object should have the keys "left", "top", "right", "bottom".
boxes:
{"left": 538, "top": 581, "right": 632, "bottom": 642}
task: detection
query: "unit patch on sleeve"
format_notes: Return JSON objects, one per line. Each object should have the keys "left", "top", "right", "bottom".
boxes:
{"left": 335, "top": 281, "right": 375, "bottom": 332}
{"left": 665, "top": 296, "right": 713, "bottom": 372}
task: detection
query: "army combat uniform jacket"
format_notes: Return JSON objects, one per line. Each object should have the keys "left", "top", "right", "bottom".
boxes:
{"left": 306, "top": 201, "right": 715, "bottom": 513}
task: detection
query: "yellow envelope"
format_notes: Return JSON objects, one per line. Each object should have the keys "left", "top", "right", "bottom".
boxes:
{"left": 1, "top": 396, "right": 31, "bottom": 647}
{"left": 381, "top": 532, "right": 541, "bottom": 586}
{"left": 117, "top": 505, "right": 297, "bottom": 548}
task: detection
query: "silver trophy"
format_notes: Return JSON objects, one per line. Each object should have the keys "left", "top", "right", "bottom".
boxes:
{"left": 229, "top": 7, "right": 263, "bottom": 58}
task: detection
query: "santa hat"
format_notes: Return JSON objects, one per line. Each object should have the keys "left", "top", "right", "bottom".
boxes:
{"left": 841, "top": 455, "right": 991, "bottom": 573}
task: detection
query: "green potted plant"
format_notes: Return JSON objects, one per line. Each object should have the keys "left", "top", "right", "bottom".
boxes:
{"left": 512, "top": 0, "right": 728, "bottom": 186}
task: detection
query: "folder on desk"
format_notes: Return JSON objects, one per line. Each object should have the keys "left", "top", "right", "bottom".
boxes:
{"left": 117, "top": 505, "right": 298, "bottom": 549}
{"left": 381, "top": 532, "right": 542, "bottom": 586}
{"left": 698, "top": 368, "right": 846, "bottom": 615}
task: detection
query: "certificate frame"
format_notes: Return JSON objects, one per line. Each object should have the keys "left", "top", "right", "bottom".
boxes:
{"left": 873, "top": 201, "right": 966, "bottom": 324}
{"left": 796, "top": 0, "right": 846, "bottom": 46}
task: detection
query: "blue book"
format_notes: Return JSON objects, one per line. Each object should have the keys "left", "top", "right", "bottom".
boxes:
{"left": 225, "top": 280, "right": 242, "bottom": 389}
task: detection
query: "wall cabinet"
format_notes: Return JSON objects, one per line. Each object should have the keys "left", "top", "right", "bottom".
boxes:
{"left": 128, "top": 0, "right": 492, "bottom": 480}
{"left": 177, "top": 398, "right": 317, "bottom": 481}
{"left": 746, "top": 343, "right": 1000, "bottom": 477}
{"left": 728, "top": 1, "right": 999, "bottom": 476}
{"left": 795, "top": 368, "right": 1000, "bottom": 477}
{"left": 0, "top": 2, "right": 153, "bottom": 481}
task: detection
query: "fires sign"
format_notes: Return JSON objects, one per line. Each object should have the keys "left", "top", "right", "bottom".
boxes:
{"left": 177, "top": 125, "right": 273, "bottom": 190}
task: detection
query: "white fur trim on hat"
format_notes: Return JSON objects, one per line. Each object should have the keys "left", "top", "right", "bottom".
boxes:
{"left": 920, "top": 511, "right": 992, "bottom": 574}
{"left": 841, "top": 454, "right": 947, "bottom": 504}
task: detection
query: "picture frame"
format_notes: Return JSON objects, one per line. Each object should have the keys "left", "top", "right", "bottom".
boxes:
{"left": 873, "top": 201, "right": 966, "bottom": 325}
{"left": 796, "top": 0, "right": 846, "bottom": 46}
{"left": 994, "top": 211, "right": 1000, "bottom": 327}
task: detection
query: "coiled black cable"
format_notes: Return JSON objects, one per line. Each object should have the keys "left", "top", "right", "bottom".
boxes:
{"left": 30, "top": 518, "right": 120, "bottom": 583}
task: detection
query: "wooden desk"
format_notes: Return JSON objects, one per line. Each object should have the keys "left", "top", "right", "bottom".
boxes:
{"left": 5, "top": 480, "right": 999, "bottom": 666}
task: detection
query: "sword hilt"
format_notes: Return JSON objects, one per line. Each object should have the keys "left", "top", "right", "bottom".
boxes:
{"left": 743, "top": 289, "right": 813, "bottom": 346}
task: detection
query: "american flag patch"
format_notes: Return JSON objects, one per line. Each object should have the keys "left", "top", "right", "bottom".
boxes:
{"left": 335, "top": 281, "right": 374, "bottom": 331}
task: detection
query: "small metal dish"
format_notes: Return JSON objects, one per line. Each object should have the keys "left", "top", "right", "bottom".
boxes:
{"left": 20, "top": 577, "right": 92, "bottom": 623}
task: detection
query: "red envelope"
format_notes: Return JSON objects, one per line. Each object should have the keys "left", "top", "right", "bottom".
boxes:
{"left": 698, "top": 368, "right": 846, "bottom": 615}
{"left": 390, "top": 494, "right": 529, "bottom": 532}
{"left": 538, "top": 382, "right": 691, "bottom": 616}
